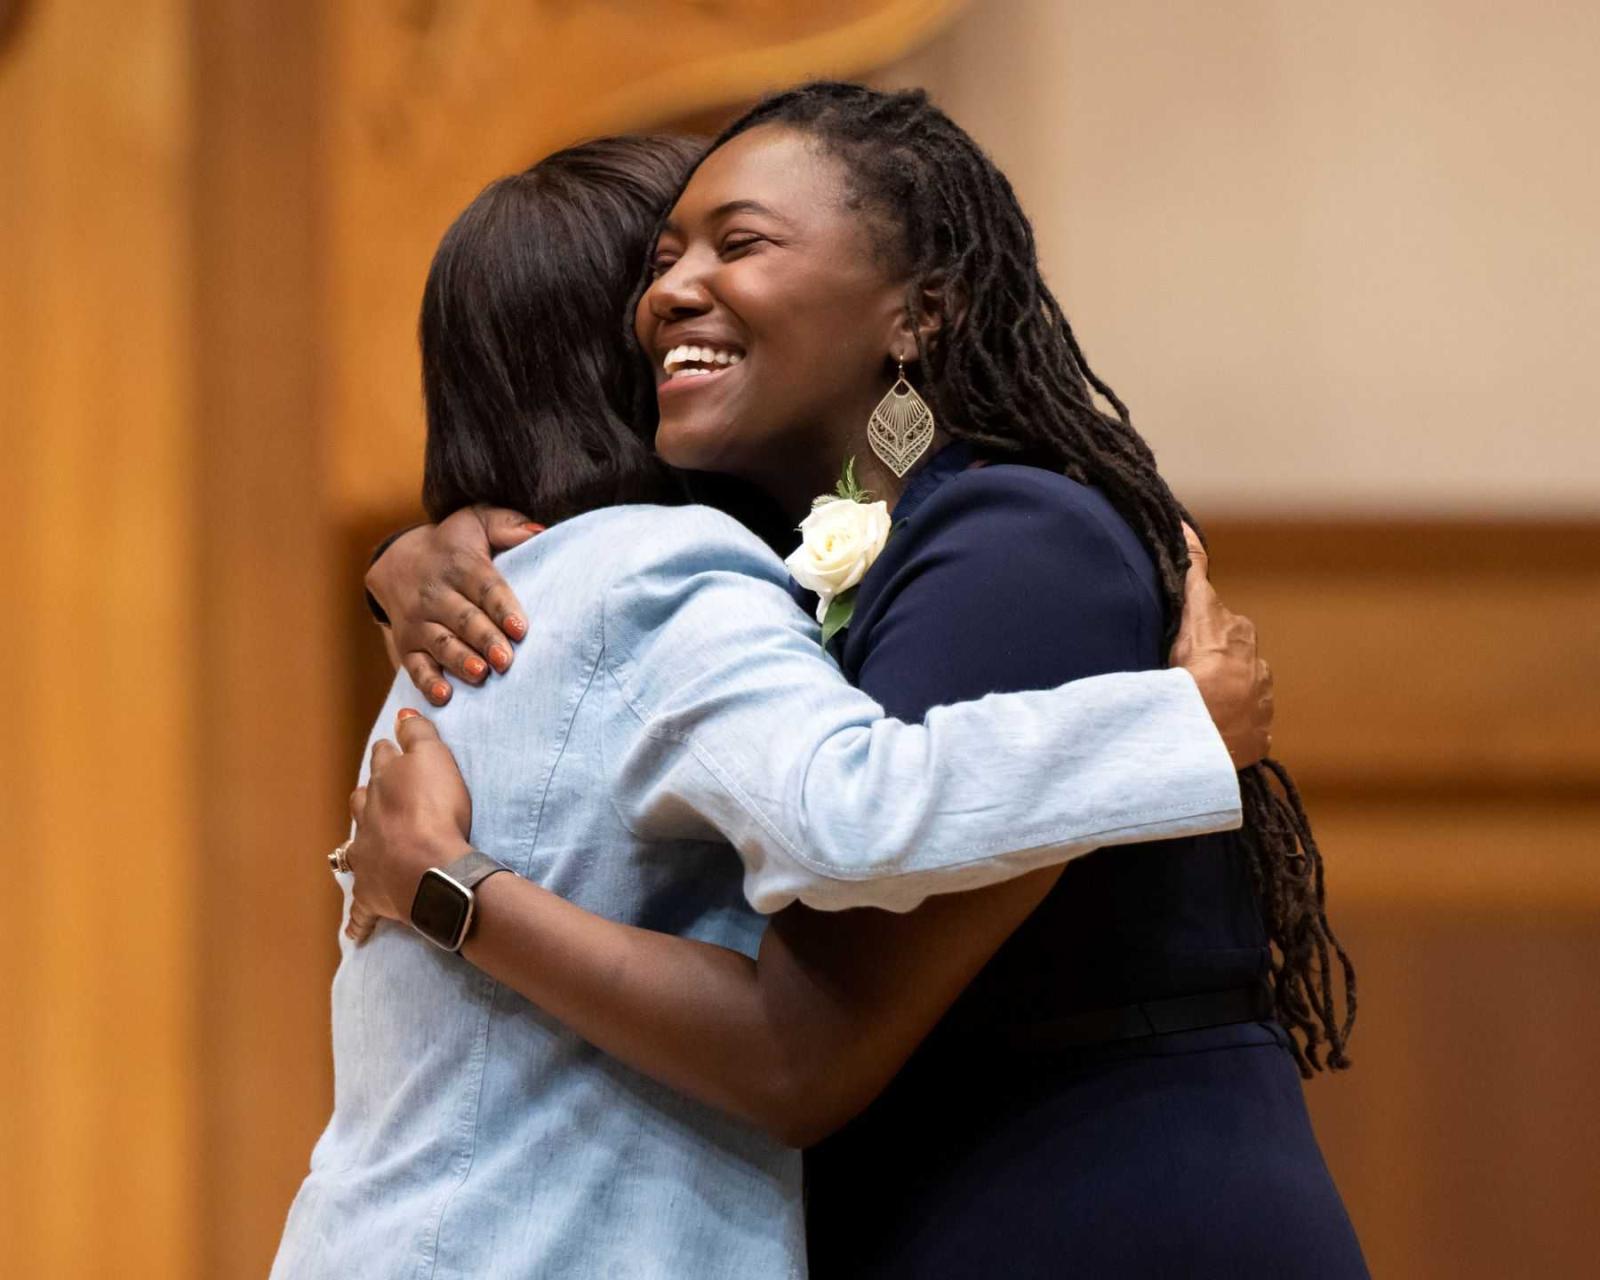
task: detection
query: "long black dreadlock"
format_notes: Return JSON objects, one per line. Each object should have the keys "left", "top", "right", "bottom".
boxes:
{"left": 706, "top": 81, "right": 1355, "bottom": 1075}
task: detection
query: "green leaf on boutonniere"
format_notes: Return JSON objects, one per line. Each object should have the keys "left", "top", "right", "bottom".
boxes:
{"left": 820, "top": 589, "right": 858, "bottom": 649}
{"left": 833, "top": 456, "right": 871, "bottom": 504}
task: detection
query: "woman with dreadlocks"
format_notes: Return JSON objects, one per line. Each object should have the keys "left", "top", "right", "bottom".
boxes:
{"left": 359, "top": 83, "right": 1363, "bottom": 1275}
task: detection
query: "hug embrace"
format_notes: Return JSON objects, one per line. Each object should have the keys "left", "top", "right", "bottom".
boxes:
{"left": 273, "top": 83, "right": 1366, "bottom": 1279}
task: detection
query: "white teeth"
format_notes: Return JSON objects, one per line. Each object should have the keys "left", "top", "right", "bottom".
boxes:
{"left": 663, "top": 342, "right": 745, "bottom": 374}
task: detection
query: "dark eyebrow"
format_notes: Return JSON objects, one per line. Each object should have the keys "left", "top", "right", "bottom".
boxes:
{"left": 659, "top": 199, "right": 792, "bottom": 239}
{"left": 708, "top": 199, "right": 790, "bottom": 224}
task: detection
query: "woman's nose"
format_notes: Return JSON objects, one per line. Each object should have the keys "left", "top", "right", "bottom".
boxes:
{"left": 646, "top": 257, "right": 713, "bottom": 321}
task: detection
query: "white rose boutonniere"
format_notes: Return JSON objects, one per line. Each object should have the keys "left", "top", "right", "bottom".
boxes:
{"left": 784, "top": 458, "right": 893, "bottom": 647}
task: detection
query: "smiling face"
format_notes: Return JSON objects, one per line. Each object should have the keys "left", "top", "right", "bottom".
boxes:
{"left": 636, "top": 125, "right": 916, "bottom": 515}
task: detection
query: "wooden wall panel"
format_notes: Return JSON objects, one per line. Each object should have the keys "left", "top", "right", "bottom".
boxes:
{"left": 189, "top": 2, "right": 343, "bottom": 1276}
{"left": 1, "top": 2, "right": 340, "bottom": 1276}
{"left": 1205, "top": 521, "right": 1600, "bottom": 793}
{"left": 0, "top": 2, "right": 200, "bottom": 1276}
{"left": 1311, "top": 797, "right": 1600, "bottom": 910}
{"left": 1208, "top": 519, "right": 1600, "bottom": 1278}
{"left": 1308, "top": 904, "right": 1600, "bottom": 1278}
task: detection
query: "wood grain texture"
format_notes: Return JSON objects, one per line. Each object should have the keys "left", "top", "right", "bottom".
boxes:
{"left": 1207, "top": 519, "right": 1599, "bottom": 1277}
{"left": 189, "top": 2, "right": 344, "bottom": 1276}
{"left": 0, "top": 1, "right": 200, "bottom": 1275}
{"left": 1206, "top": 520, "right": 1600, "bottom": 793}
{"left": 1307, "top": 904, "right": 1600, "bottom": 1279}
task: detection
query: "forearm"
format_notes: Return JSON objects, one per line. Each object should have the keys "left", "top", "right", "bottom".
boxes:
{"left": 662, "top": 666, "right": 1243, "bottom": 914}
{"left": 461, "top": 874, "right": 820, "bottom": 1142}
{"left": 455, "top": 865, "right": 1050, "bottom": 1147}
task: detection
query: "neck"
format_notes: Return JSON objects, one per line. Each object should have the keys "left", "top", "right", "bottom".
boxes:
{"left": 767, "top": 428, "right": 952, "bottom": 523}
{"left": 853, "top": 427, "right": 953, "bottom": 515}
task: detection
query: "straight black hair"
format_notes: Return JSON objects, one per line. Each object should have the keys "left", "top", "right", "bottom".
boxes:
{"left": 420, "top": 135, "right": 705, "bottom": 524}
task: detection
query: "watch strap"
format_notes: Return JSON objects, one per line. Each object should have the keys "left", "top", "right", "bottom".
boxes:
{"left": 440, "top": 848, "right": 511, "bottom": 893}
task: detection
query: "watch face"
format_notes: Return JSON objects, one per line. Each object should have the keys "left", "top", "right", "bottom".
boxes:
{"left": 411, "top": 869, "right": 472, "bottom": 951}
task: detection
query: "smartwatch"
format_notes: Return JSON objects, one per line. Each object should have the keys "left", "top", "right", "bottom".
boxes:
{"left": 409, "top": 848, "right": 511, "bottom": 952}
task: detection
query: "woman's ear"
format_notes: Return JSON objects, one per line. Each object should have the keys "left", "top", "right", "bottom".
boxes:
{"left": 897, "top": 272, "right": 967, "bottom": 362}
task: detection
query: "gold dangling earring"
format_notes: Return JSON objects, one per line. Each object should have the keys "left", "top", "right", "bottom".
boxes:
{"left": 867, "top": 359, "right": 935, "bottom": 479}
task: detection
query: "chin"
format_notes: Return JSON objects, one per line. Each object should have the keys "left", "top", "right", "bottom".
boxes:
{"left": 656, "top": 415, "right": 738, "bottom": 475}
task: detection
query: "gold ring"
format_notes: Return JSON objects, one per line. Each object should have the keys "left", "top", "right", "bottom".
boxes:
{"left": 328, "top": 838, "right": 354, "bottom": 875}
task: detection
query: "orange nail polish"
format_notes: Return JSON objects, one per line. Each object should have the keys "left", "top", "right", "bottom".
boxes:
{"left": 397, "top": 708, "right": 421, "bottom": 722}
{"left": 489, "top": 645, "right": 511, "bottom": 672}
{"left": 504, "top": 615, "right": 527, "bottom": 640}
{"left": 522, "top": 522, "right": 546, "bottom": 534}
{"left": 430, "top": 682, "right": 451, "bottom": 703}
{"left": 465, "top": 656, "right": 488, "bottom": 679}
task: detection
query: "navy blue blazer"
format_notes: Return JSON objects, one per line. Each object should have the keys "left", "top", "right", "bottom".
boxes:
{"left": 802, "top": 443, "right": 1367, "bottom": 1279}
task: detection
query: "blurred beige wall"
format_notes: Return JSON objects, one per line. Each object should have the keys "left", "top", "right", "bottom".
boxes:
{"left": 888, "top": 0, "right": 1600, "bottom": 515}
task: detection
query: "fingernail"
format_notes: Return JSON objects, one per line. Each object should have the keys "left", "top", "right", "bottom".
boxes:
{"left": 430, "top": 681, "right": 451, "bottom": 703}
{"left": 465, "top": 656, "right": 488, "bottom": 679}
{"left": 504, "top": 615, "right": 527, "bottom": 641}
{"left": 397, "top": 708, "right": 421, "bottom": 722}
{"left": 488, "top": 644, "right": 511, "bottom": 673}
{"left": 522, "top": 522, "right": 546, "bottom": 534}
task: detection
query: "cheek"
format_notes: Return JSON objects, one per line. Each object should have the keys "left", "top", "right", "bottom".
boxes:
{"left": 741, "top": 272, "right": 880, "bottom": 387}
{"left": 649, "top": 258, "right": 895, "bottom": 472}
{"left": 632, "top": 287, "right": 658, "bottom": 347}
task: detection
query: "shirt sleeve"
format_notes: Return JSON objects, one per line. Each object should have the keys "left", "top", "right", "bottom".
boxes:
{"left": 602, "top": 504, "right": 1242, "bottom": 914}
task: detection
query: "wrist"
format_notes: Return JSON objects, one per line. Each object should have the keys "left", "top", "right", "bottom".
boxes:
{"left": 1175, "top": 654, "right": 1216, "bottom": 709}
{"left": 364, "top": 524, "right": 427, "bottom": 626}
{"left": 378, "top": 831, "right": 471, "bottom": 919}
{"left": 409, "top": 845, "right": 511, "bottom": 953}
{"left": 413, "top": 831, "right": 474, "bottom": 881}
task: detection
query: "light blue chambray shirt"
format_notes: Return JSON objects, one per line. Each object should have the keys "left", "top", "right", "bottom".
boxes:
{"left": 271, "top": 504, "right": 1241, "bottom": 1280}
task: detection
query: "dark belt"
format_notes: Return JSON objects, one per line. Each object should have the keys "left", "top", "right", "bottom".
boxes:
{"left": 999, "top": 985, "right": 1272, "bottom": 1052}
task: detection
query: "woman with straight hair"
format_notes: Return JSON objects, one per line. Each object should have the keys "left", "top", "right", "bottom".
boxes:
{"left": 271, "top": 132, "right": 1264, "bottom": 1279}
